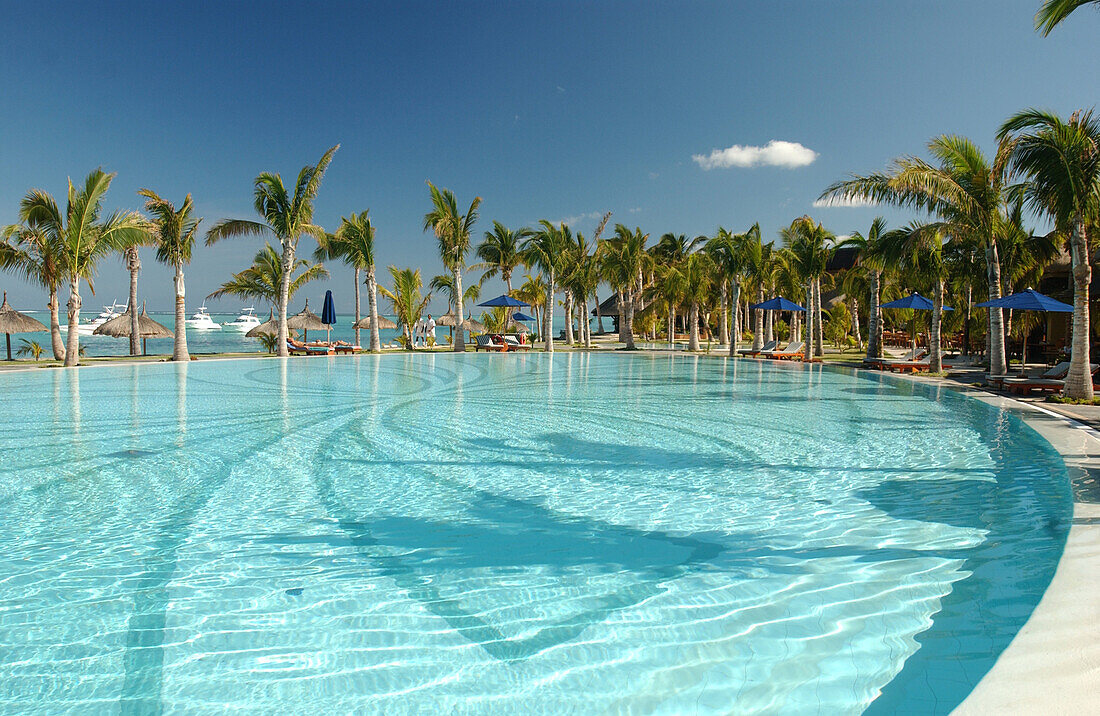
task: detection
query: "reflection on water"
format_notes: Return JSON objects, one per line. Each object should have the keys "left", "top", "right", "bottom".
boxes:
{"left": 0, "top": 354, "right": 1073, "bottom": 714}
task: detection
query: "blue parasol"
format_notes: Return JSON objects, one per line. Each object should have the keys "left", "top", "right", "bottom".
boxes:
{"left": 977, "top": 288, "right": 1072, "bottom": 374}
{"left": 749, "top": 296, "right": 806, "bottom": 312}
{"left": 512, "top": 311, "right": 536, "bottom": 321}
{"left": 880, "top": 292, "right": 953, "bottom": 311}
{"left": 976, "top": 288, "right": 1072, "bottom": 313}
{"left": 478, "top": 295, "right": 529, "bottom": 308}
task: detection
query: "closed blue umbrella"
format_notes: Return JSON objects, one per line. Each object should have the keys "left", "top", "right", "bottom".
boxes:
{"left": 321, "top": 290, "right": 337, "bottom": 342}
{"left": 977, "top": 288, "right": 1072, "bottom": 373}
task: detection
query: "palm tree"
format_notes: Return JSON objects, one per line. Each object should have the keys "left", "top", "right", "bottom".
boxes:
{"left": 430, "top": 271, "right": 482, "bottom": 343}
{"left": 523, "top": 221, "right": 569, "bottom": 351}
{"left": 821, "top": 135, "right": 1014, "bottom": 375}
{"left": 0, "top": 224, "right": 65, "bottom": 359}
{"left": 740, "top": 224, "right": 773, "bottom": 351}
{"left": 706, "top": 228, "right": 745, "bottom": 348}
{"left": 208, "top": 243, "right": 328, "bottom": 307}
{"left": 424, "top": 182, "right": 480, "bottom": 352}
{"left": 782, "top": 216, "right": 833, "bottom": 358}
{"left": 999, "top": 108, "right": 1100, "bottom": 398}
{"left": 646, "top": 262, "right": 687, "bottom": 346}
{"left": 879, "top": 223, "right": 950, "bottom": 372}
{"left": 16, "top": 338, "right": 44, "bottom": 361}
{"left": 838, "top": 218, "right": 889, "bottom": 360}
{"left": 380, "top": 266, "right": 430, "bottom": 349}
{"left": 474, "top": 221, "right": 531, "bottom": 294}
{"left": 682, "top": 252, "right": 715, "bottom": 351}
{"left": 315, "top": 210, "right": 380, "bottom": 352}
{"left": 515, "top": 272, "right": 548, "bottom": 338}
{"left": 1036, "top": 0, "right": 1098, "bottom": 34}
{"left": 18, "top": 169, "right": 147, "bottom": 366}
{"left": 138, "top": 190, "right": 202, "bottom": 362}
{"left": 206, "top": 145, "right": 339, "bottom": 357}
{"left": 598, "top": 224, "right": 650, "bottom": 350}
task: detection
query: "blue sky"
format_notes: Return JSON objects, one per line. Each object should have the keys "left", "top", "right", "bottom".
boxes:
{"left": 1, "top": 0, "right": 1098, "bottom": 313}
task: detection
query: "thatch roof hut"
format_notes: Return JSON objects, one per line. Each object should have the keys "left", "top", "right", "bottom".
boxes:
{"left": 353, "top": 315, "right": 397, "bottom": 330}
{"left": 0, "top": 292, "right": 46, "bottom": 360}
{"left": 94, "top": 304, "right": 173, "bottom": 355}
{"left": 246, "top": 309, "right": 298, "bottom": 340}
{"left": 287, "top": 300, "right": 327, "bottom": 339}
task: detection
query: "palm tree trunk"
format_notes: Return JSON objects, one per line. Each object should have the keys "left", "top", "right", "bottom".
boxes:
{"left": 48, "top": 289, "right": 64, "bottom": 360}
{"left": 64, "top": 276, "right": 81, "bottom": 367}
{"left": 961, "top": 283, "right": 972, "bottom": 358}
{"left": 581, "top": 297, "right": 592, "bottom": 348}
{"left": 624, "top": 288, "right": 636, "bottom": 350}
{"left": 930, "top": 280, "right": 944, "bottom": 373}
{"left": 850, "top": 297, "right": 862, "bottom": 350}
{"left": 544, "top": 273, "right": 555, "bottom": 352}
{"left": 719, "top": 280, "right": 729, "bottom": 346}
{"left": 598, "top": 290, "right": 607, "bottom": 336}
{"left": 667, "top": 306, "right": 674, "bottom": 346}
{"left": 986, "top": 239, "right": 1007, "bottom": 375}
{"left": 752, "top": 285, "right": 764, "bottom": 350}
{"left": 276, "top": 243, "right": 293, "bottom": 357}
{"left": 353, "top": 267, "right": 361, "bottom": 347}
{"left": 765, "top": 307, "right": 774, "bottom": 344}
{"left": 1065, "top": 217, "right": 1093, "bottom": 399}
{"left": 616, "top": 291, "right": 626, "bottom": 342}
{"left": 803, "top": 280, "right": 813, "bottom": 362}
{"left": 728, "top": 283, "right": 741, "bottom": 356}
{"left": 172, "top": 262, "right": 189, "bottom": 361}
{"left": 127, "top": 247, "right": 140, "bottom": 356}
{"left": 453, "top": 266, "right": 466, "bottom": 352}
{"left": 867, "top": 272, "right": 882, "bottom": 360}
{"left": 505, "top": 272, "right": 513, "bottom": 296}
{"left": 688, "top": 302, "right": 700, "bottom": 351}
{"left": 366, "top": 265, "right": 381, "bottom": 353}
{"left": 814, "top": 279, "right": 824, "bottom": 357}
{"left": 564, "top": 294, "right": 574, "bottom": 345}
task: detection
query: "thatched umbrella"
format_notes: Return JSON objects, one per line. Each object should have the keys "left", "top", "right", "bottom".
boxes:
{"left": 0, "top": 292, "right": 47, "bottom": 360}
{"left": 246, "top": 309, "right": 298, "bottom": 347}
{"left": 463, "top": 318, "right": 487, "bottom": 334}
{"left": 435, "top": 311, "right": 458, "bottom": 327}
{"left": 286, "top": 299, "right": 327, "bottom": 341}
{"left": 94, "top": 303, "right": 173, "bottom": 355}
{"left": 353, "top": 315, "right": 396, "bottom": 330}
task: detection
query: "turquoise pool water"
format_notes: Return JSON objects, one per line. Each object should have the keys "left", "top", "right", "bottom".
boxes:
{"left": 0, "top": 354, "right": 1071, "bottom": 714}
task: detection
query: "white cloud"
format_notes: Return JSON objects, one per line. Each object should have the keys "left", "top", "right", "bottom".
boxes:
{"left": 812, "top": 195, "right": 877, "bottom": 208}
{"left": 554, "top": 211, "right": 604, "bottom": 226}
{"left": 693, "top": 140, "right": 818, "bottom": 170}
{"left": 628, "top": 207, "right": 642, "bottom": 214}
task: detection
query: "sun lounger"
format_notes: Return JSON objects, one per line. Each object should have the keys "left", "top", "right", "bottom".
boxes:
{"left": 738, "top": 340, "right": 777, "bottom": 357}
{"left": 865, "top": 348, "right": 928, "bottom": 370}
{"left": 1000, "top": 363, "right": 1097, "bottom": 394}
{"left": 330, "top": 341, "right": 362, "bottom": 354}
{"left": 503, "top": 335, "right": 531, "bottom": 351}
{"left": 473, "top": 334, "right": 508, "bottom": 352}
{"left": 886, "top": 360, "right": 931, "bottom": 373}
{"left": 766, "top": 341, "right": 805, "bottom": 360}
{"left": 988, "top": 361, "right": 1069, "bottom": 389}
{"left": 287, "top": 339, "right": 332, "bottom": 356}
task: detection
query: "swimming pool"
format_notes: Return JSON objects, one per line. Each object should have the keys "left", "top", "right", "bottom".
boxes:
{"left": 0, "top": 353, "right": 1072, "bottom": 713}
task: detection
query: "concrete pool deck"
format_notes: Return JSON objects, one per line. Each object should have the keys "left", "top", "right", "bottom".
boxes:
{"left": 891, "top": 373, "right": 1100, "bottom": 714}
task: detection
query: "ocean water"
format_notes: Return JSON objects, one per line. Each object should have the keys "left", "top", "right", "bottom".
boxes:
{"left": 13, "top": 311, "right": 531, "bottom": 357}
{"left": 0, "top": 354, "right": 1071, "bottom": 713}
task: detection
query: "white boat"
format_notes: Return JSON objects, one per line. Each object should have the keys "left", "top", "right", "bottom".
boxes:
{"left": 185, "top": 303, "right": 221, "bottom": 330}
{"left": 63, "top": 301, "right": 126, "bottom": 335}
{"left": 225, "top": 306, "right": 261, "bottom": 331}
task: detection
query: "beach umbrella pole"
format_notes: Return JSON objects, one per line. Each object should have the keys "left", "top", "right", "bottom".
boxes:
{"left": 5, "top": 333, "right": 10, "bottom": 361}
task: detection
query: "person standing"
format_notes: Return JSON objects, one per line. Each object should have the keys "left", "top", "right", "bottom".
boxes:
{"left": 412, "top": 316, "right": 424, "bottom": 347}
{"left": 425, "top": 314, "right": 436, "bottom": 348}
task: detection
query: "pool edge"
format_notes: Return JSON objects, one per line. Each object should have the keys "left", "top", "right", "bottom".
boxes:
{"left": 883, "top": 372, "right": 1100, "bottom": 715}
